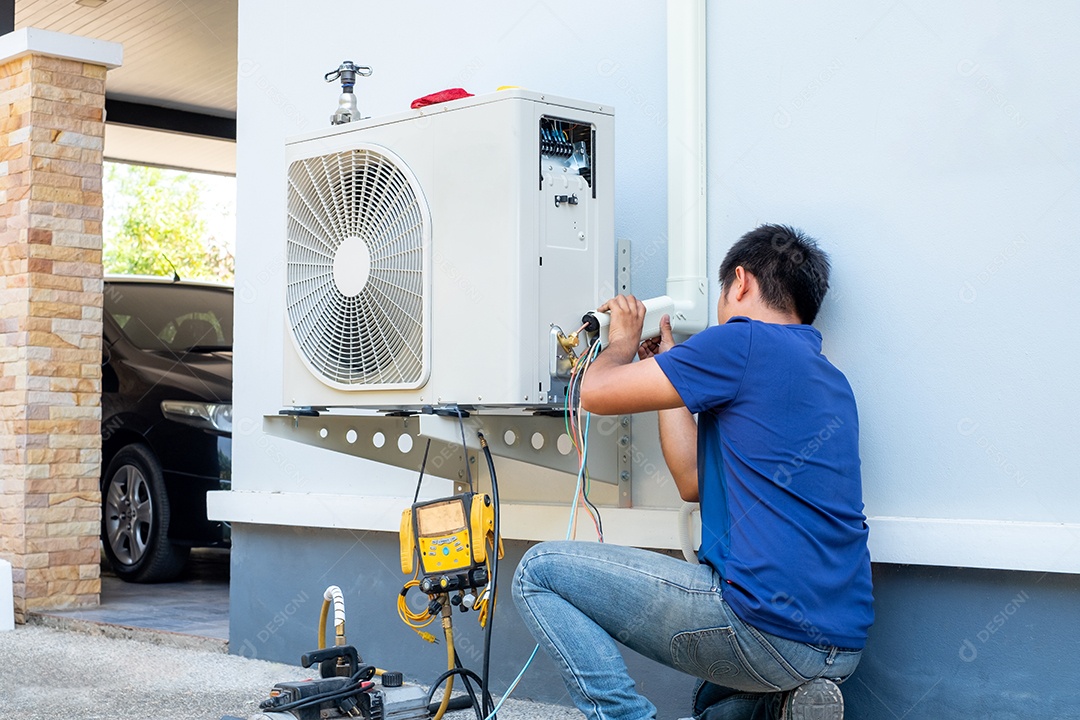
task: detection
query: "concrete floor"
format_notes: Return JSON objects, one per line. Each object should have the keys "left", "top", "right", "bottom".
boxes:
{"left": 38, "top": 549, "right": 231, "bottom": 642}
{"left": 16, "top": 549, "right": 583, "bottom": 719}
{"left": 0, "top": 624, "right": 584, "bottom": 720}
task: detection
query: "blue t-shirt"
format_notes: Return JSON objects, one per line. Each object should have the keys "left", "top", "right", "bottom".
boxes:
{"left": 655, "top": 317, "right": 873, "bottom": 649}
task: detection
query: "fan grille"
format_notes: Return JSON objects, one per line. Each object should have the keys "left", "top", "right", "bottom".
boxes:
{"left": 286, "top": 146, "right": 428, "bottom": 388}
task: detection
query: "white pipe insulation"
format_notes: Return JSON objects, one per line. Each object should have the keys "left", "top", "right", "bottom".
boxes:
{"left": 324, "top": 584, "right": 346, "bottom": 635}
{"left": 590, "top": 0, "right": 708, "bottom": 343}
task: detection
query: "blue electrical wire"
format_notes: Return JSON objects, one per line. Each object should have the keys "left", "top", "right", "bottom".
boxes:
{"left": 470, "top": 338, "right": 604, "bottom": 720}
{"left": 482, "top": 424, "right": 590, "bottom": 720}
{"left": 481, "top": 342, "right": 600, "bottom": 720}
{"left": 565, "top": 409, "right": 593, "bottom": 538}
{"left": 482, "top": 644, "right": 539, "bottom": 720}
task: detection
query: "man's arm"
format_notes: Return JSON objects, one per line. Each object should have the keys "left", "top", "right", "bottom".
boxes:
{"left": 658, "top": 407, "right": 699, "bottom": 502}
{"left": 581, "top": 297, "right": 699, "bottom": 501}
{"left": 578, "top": 295, "right": 684, "bottom": 415}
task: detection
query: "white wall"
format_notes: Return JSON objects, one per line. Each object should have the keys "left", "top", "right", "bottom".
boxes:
{"left": 227, "top": 0, "right": 674, "bottom": 516}
{"left": 228, "top": 0, "right": 1080, "bottom": 571}
{"left": 706, "top": 1, "right": 1080, "bottom": 556}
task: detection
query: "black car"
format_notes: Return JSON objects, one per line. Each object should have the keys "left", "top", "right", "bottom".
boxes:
{"left": 101, "top": 276, "right": 233, "bottom": 582}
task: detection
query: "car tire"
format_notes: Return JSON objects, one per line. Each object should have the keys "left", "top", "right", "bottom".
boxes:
{"left": 101, "top": 444, "right": 189, "bottom": 583}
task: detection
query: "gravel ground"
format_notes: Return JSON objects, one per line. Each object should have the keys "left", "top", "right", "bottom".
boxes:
{"left": 0, "top": 624, "right": 583, "bottom": 720}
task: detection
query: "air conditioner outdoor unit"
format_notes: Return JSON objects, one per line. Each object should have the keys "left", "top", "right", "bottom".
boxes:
{"left": 282, "top": 90, "right": 614, "bottom": 412}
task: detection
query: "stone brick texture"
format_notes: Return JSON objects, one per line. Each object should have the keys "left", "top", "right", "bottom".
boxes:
{"left": 0, "top": 54, "right": 105, "bottom": 621}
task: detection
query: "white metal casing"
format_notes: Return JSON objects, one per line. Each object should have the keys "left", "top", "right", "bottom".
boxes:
{"left": 282, "top": 90, "right": 614, "bottom": 410}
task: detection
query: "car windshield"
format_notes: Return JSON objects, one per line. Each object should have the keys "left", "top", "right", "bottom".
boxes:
{"left": 105, "top": 282, "right": 233, "bottom": 352}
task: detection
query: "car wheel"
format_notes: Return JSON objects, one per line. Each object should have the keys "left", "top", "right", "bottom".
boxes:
{"left": 101, "top": 445, "right": 190, "bottom": 583}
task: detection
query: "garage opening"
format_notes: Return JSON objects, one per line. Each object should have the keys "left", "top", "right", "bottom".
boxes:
{"left": 40, "top": 162, "right": 235, "bottom": 642}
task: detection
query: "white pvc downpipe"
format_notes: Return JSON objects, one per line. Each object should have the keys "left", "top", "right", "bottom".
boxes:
{"left": 666, "top": 0, "right": 709, "bottom": 335}
{"left": 592, "top": 0, "right": 708, "bottom": 344}
{"left": 671, "top": 1, "right": 707, "bottom": 562}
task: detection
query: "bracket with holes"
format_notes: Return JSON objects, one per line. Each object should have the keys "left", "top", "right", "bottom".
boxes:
{"left": 264, "top": 411, "right": 633, "bottom": 508}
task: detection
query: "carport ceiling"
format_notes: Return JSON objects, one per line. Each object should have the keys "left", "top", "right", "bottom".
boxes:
{"left": 15, "top": 0, "right": 238, "bottom": 173}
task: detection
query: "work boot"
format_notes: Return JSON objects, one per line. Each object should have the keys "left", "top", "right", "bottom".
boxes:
{"left": 780, "top": 677, "right": 843, "bottom": 720}
{"left": 687, "top": 680, "right": 777, "bottom": 720}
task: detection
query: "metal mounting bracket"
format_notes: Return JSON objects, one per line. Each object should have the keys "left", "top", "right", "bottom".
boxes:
{"left": 264, "top": 410, "right": 630, "bottom": 504}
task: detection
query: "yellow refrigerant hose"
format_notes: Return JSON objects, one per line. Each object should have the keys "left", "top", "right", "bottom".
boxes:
{"left": 395, "top": 582, "right": 457, "bottom": 718}
{"left": 317, "top": 596, "right": 331, "bottom": 646}
{"left": 432, "top": 605, "right": 456, "bottom": 720}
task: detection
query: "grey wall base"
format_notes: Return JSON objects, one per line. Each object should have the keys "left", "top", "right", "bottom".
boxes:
{"left": 228, "top": 523, "right": 698, "bottom": 717}
{"left": 229, "top": 524, "right": 1080, "bottom": 719}
{"left": 844, "top": 563, "right": 1079, "bottom": 719}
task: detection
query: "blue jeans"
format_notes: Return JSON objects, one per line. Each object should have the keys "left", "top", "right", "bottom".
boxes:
{"left": 512, "top": 541, "right": 861, "bottom": 720}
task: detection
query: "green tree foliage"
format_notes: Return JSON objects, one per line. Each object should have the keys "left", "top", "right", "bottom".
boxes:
{"left": 103, "top": 163, "right": 234, "bottom": 282}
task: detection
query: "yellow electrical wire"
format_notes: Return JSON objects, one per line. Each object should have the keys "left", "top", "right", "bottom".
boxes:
{"left": 398, "top": 578, "right": 438, "bottom": 643}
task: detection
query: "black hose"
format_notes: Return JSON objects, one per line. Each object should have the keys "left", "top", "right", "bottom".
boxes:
{"left": 478, "top": 433, "right": 500, "bottom": 720}
{"left": 455, "top": 405, "right": 473, "bottom": 492}
{"left": 424, "top": 667, "right": 493, "bottom": 712}
{"left": 426, "top": 694, "right": 476, "bottom": 715}
{"left": 454, "top": 650, "right": 484, "bottom": 719}
{"left": 413, "top": 438, "right": 432, "bottom": 503}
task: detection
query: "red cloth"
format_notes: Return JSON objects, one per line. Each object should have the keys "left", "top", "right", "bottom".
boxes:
{"left": 410, "top": 88, "right": 474, "bottom": 109}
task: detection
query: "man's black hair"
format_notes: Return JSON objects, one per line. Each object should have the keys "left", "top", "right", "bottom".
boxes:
{"left": 718, "top": 224, "right": 831, "bottom": 325}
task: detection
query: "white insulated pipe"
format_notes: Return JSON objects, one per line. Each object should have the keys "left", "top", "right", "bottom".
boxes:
{"left": 666, "top": 0, "right": 709, "bottom": 335}
{"left": 587, "top": 295, "right": 676, "bottom": 347}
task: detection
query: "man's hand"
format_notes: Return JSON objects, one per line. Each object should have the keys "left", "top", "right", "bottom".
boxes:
{"left": 597, "top": 294, "right": 646, "bottom": 363}
{"left": 638, "top": 314, "right": 675, "bottom": 360}
{"left": 579, "top": 298, "right": 683, "bottom": 416}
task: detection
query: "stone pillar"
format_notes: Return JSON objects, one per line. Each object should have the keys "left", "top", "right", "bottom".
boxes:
{"left": 0, "top": 29, "right": 121, "bottom": 622}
